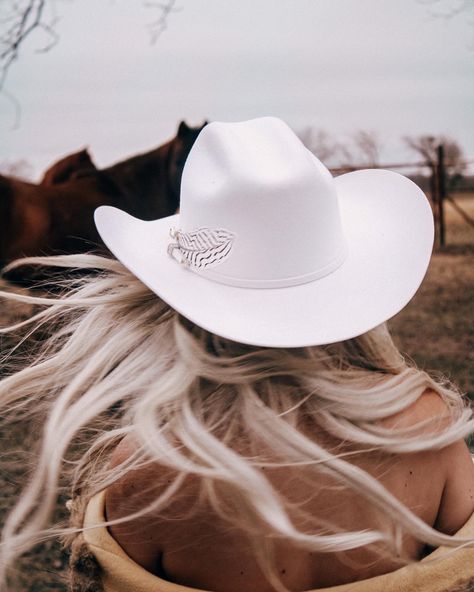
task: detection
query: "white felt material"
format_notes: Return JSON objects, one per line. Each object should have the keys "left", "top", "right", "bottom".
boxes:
{"left": 94, "top": 117, "right": 434, "bottom": 348}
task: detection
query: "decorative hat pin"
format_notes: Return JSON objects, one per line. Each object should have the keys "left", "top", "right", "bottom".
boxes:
{"left": 167, "top": 227, "right": 236, "bottom": 269}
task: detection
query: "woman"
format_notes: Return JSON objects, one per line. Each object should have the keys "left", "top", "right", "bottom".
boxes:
{"left": 1, "top": 117, "right": 473, "bottom": 592}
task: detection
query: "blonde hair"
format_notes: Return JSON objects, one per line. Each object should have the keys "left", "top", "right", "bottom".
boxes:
{"left": 0, "top": 253, "right": 473, "bottom": 590}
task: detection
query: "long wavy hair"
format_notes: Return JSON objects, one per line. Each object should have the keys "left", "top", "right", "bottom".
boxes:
{"left": 0, "top": 253, "right": 473, "bottom": 591}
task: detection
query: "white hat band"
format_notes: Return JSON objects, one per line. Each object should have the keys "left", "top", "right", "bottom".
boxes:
{"left": 168, "top": 233, "right": 348, "bottom": 288}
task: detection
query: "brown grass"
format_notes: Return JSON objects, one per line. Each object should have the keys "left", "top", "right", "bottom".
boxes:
{"left": 443, "top": 192, "right": 474, "bottom": 247}
{"left": 389, "top": 192, "right": 474, "bottom": 397}
{"left": 389, "top": 248, "right": 473, "bottom": 396}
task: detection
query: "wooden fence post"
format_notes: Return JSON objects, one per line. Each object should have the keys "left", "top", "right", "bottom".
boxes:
{"left": 437, "top": 144, "right": 446, "bottom": 248}
{"left": 429, "top": 163, "right": 438, "bottom": 240}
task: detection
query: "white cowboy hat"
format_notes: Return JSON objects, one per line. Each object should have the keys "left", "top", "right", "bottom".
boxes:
{"left": 94, "top": 117, "right": 433, "bottom": 348}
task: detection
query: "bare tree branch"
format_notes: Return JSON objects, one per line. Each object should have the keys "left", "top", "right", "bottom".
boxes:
{"left": 1, "top": 86, "right": 22, "bottom": 129}
{"left": 298, "top": 127, "right": 340, "bottom": 163}
{"left": 0, "top": 0, "right": 180, "bottom": 91}
{"left": 404, "top": 135, "right": 438, "bottom": 166}
{"left": 418, "top": 0, "right": 474, "bottom": 20}
{"left": 0, "top": 0, "right": 51, "bottom": 90}
{"left": 352, "top": 130, "right": 381, "bottom": 167}
{"left": 299, "top": 126, "right": 383, "bottom": 169}
{"left": 404, "top": 134, "right": 467, "bottom": 189}
{"left": 144, "top": 0, "right": 181, "bottom": 44}
{"left": 34, "top": 18, "right": 60, "bottom": 53}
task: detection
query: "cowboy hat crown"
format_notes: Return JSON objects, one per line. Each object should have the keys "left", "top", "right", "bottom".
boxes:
{"left": 176, "top": 117, "right": 347, "bottom": 288}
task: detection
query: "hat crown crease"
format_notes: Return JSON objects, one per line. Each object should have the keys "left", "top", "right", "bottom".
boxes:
{"left": 178, "top": 117, "right": 347, "bottom": 288}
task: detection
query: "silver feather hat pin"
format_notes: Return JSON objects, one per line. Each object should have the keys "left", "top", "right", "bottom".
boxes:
{"left": 167, "top": 227, "right": 236, "bottom": 269}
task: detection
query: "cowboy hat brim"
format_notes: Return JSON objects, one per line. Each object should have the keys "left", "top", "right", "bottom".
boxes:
{"left": 94, "top": 169, "right": 433, "bottom": 348}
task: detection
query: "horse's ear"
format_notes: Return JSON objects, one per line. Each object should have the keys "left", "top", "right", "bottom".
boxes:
{"left": 177, "top": 121, "right": 190, "bottom": 136}
{"left": 77, "top": 148, "right": 96, "bottom": 168}
{"left": 78, "top": 148, "right": 92, "bottom": 160}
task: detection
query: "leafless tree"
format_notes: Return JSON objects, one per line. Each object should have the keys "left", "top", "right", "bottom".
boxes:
{"left": 299, "top": 126, "right": 382, "bottom": 171}
{"left": 0, "top": 0, "right": 179, "bottom": 91}
{"left": 298, "top": 127, "right": 341, "bottom": 164}
{"left": 352, "top": 130, "right": 381, "bottom": 167}
{"left": 404, "top": 134, "right": 467, "bottom": 190}
{"left": 418, "top": 0, "right": 474, "bottom": 20}
{"left": 145, "top": 0, "right": 181, "bottom": 43}
{"left": 0, "top": 0, "right": 57, "bottom": 90}
{"left": 0, "top": 158, "right": 34, "bottom": 180}
{"left": 405, "top": 134, "right": 465, "bottom": 172}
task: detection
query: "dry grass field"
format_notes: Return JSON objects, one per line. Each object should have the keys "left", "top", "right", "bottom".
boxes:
{"left": 389, "top": 192, "right": 474, "bottom": 398}
{"left": 443, "top": 192, "right": 474, "bottom": 247}
{"left": 0, "top": 192, "right": 472, "bottom": 590}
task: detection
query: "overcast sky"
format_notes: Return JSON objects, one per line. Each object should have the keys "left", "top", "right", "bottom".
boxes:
{"left": 1, "top": 0, "right": 473, "bottom": 180}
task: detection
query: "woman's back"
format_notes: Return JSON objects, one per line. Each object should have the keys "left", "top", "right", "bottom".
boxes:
{"left": 106, "top": 390, "right": 474, "bottom": 591}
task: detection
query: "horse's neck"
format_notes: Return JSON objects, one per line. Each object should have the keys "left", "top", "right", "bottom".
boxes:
{"left": 104, "top": 143, "right": 171, "bottom": 193}
{"left": 101, "top": 142, "right": 178, "bottom": 219}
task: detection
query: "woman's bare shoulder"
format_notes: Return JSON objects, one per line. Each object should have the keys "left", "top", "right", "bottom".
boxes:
{"left": 104, "top": 434, "right": 181, "bottom": 571}
{"left": 106, "top": 433, "right": 185, "bottom": 513}
{"left": 380, "top": 388, "right": 454, "bottom": 432}
{"left": 381, "top": 388, "right": 474, "bottom": 533}
{"left": 435, "top": 435, "right": 474, "bottom": 534}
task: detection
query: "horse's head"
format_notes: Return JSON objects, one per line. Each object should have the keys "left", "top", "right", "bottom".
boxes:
{"left": 41, "top": 148, "right": 97, "bottom": 186}
{"left": 168, "top": 120, "right": 208, "bottom": 201}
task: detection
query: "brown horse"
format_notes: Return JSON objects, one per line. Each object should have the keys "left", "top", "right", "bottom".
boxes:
{"left": 103, "top": 120, "right": 204, "bottom": 220}
{"left": 1, "top": 121, "right": 206, "bottom": 281}
{"left": 40, "top": 148, "right": 97, "bottom": 186}
{"left": 40, "top": 121, "right": 204, "bottom": 219}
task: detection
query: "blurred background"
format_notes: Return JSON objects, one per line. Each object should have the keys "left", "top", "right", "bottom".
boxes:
{"left": 0, "top": 1, "right": 473, "bottom": 588}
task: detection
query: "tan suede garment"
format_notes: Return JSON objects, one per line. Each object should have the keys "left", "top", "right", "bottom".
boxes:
{"left": 69, "top": 489, "right": 474, "bottom": 592}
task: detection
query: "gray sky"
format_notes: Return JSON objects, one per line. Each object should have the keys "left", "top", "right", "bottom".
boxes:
{"left": 1, "top": 0, "right": 473, "bottom": 180}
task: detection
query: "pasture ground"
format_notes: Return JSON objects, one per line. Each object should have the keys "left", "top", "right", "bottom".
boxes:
{"left": 389, "top": 192, "right": 473, "bottom": 398}
{"left": 0, "top": 192, "right": 472, "bottom": 590}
